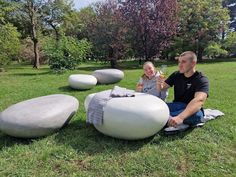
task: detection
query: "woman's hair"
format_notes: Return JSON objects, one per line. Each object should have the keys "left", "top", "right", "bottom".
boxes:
{"left": 143, "top": 61, "right": 155, "bottom": 69}
{"left": 141, "top": 61, "right": 155, "bottom": 80}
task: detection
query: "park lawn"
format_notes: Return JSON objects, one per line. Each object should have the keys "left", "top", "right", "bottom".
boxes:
{"left": 0, "top": 59, "right": 235, "bottom": 176}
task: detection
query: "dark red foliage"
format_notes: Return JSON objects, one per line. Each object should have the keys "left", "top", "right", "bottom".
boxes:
{"left": 87, "top": 0, "right": 130, "bottom": 67}
{"left": 119, "top": 0, "right": 179, "bottom": 60}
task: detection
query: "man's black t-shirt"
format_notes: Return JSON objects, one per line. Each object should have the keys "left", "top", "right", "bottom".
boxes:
{"left": 165, "top": 71, "right": 209, "bottom": 104}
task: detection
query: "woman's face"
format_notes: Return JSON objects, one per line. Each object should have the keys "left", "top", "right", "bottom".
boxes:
{"left": 144, "top": 64, "right": 155, "bottom": 78}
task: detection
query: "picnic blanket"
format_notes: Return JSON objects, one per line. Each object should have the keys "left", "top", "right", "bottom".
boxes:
{"left": 194, "top": 108, "right": 225, "bottom": 127}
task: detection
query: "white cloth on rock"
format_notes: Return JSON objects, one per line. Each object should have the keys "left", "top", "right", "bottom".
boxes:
{"left": 86, "top": 86, "right": 135, "bottom": 125}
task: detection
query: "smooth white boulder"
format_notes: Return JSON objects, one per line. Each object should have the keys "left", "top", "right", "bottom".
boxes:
{"left": 69, "top": 74, "right": 97, "bottom": 90}
{"left": 85, "top": 92, "right": 169, "bottom": 140}
{"left": 92, "top": 69, "right": 124, "bottom": 84}
{"left": 0, "top": 94, "right": 79, "bottom": 138}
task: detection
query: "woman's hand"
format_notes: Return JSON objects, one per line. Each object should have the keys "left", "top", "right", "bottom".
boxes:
{"left": 136, "top": 83, "right": 143, "bottom": 92}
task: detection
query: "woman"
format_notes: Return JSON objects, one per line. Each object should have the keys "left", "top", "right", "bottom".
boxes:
{"left": 136, "top": 61, "right": 168, "bottom": 101}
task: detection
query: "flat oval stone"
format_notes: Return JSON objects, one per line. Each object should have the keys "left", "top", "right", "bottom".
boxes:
{"left": 0, "top": 94, "right": 79, "bottom": 138}
{"left": 68, "top": 74, "right": 97, "bottom": 90}
{"left": 92, "top": 69, "right": 124, "bottom": 84}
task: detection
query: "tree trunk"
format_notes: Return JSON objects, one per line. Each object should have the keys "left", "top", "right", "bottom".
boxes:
{"left": 28, "top": 1, "right": 40, "bottom": 69}
{"left": 139, "top": 58, "right": 142, "bottom": 65}
{"left": 197, "top": 46, "right": 204, "bottom": 61}
{"left": 110, "top": 58, "right": 118, "bottom": 68}
{"left": 33, "top": 38, "right": 40, "bottom": 68}
{"left": 50, "top": 23, "right": 60, "bottom": 45}
{"left": 108, "top": 46, "right": 118, "bottom": 68}
{"left": 221, "top": 29, "right": 225, "bottom": 41}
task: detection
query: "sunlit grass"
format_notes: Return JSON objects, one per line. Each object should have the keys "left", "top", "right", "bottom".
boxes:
{"left": 0, "top": 59, "right": 235, "bottom": 176}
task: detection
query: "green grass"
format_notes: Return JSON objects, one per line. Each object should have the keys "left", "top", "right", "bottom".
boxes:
{"left": 0, "top": 59, "right": 236, "bottom": 176}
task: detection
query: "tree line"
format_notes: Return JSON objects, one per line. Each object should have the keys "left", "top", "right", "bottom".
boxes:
{"left": 0, "top": 0, "right": 236, "bottom": 71}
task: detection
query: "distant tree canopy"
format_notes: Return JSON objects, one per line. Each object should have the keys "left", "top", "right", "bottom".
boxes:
{"left": 0, "top": 0, "right": 234, "bottom": 71}
{"left": 84, "top": 0, "right": 130, "bottom": 68}
{"left": 223, "top": 0, "right": 236, "bottom": 31}
{"left": 172, "top": 0, "right": 230, "bottom": 60}
{"left": 0, "top": 0, "right": 15, "bottom": 24}
{"left": 120, "top": 0, "right": 178, "bottom": 61}
{"left": 41, "top": 0, "right": 74, "bottom": 42}
{"left": 83, "top": 0, "right": 178, "bottom": 67}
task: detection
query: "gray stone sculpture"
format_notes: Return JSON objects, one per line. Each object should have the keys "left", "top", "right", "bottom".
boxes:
{"left": 0, "top": 94, "right": 79, "bottom": 138}
{"left": 92, "top": 69, "right": 124, "bottom": 84}
{"left": 68, "top": 74, "right": 97, "bottom": 90}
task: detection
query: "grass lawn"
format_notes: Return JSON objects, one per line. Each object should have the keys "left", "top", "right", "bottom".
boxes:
{"left": 0, "top": 59, "right": 235, "bottom": 176}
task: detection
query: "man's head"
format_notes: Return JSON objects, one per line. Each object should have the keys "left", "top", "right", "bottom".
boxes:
{"left": 178, "top": 51, "right": 197, "bottom": 74}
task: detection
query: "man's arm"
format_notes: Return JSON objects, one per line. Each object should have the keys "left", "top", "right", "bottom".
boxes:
{"left": 168, "top": 91, "right": 208, "bottom": 127}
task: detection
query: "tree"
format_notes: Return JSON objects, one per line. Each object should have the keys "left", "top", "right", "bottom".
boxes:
{"left": 176, "top": 0, "right": 230, "bottom": 60}
{"left": 76, "top": 6, "right": 96, "bottom": 40}
{"left": 224, "top": 32, "right": 236, "bottom": 54}
{"left": 10, "top": 0, "right": 47, "bottom": 69}
{"left": 26, "top": 1, "right": 42, "bottom": 68}
{"left": 0, "top": 0, "right": 15, "bottom": 24}
{"left": 119, "top": 0, "right": 178, "bottom": 62}
{"left": 62, "top": 7, "right": 85, "bottom": 38}
{"left": 0, "top": 23, "right": 21, "bottom": 68}
{"left": 223, "top": 0, "right": 236, "bottom": 31}
{"left": 41, "top": 0, "right": 74, "bottom": 42}
{"left": 87, "top": 0, "right": 129, "bottom": 68}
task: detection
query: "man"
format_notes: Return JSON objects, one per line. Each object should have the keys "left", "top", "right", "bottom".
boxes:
{"left": 157, "top": 51, "right": 209, "bottom": 134}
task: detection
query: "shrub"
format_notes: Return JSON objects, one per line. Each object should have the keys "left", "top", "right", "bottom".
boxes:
{"left": 43, "top": 36, "right": 92, "bottom": 72}
{"left": 205, "top": 43, "right": 228, "bottom": 59}
{"left": 224, "top": 32, "right": 236, "bottom": 54}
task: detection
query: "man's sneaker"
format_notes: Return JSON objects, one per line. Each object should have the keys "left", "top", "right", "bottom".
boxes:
{"left": 192, "top": 122, "right": 205, "bottom": 128}
{"left": 164, "top": 123, "right": 190, "bottom": 135}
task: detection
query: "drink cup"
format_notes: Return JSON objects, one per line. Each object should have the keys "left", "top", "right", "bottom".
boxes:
{"left": 160, "top": 65, "right": 167, "bottom": 78}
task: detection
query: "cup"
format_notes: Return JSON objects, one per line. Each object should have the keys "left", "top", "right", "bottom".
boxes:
{"left": 160, "top": 65, "right": 167, "bottom": 78}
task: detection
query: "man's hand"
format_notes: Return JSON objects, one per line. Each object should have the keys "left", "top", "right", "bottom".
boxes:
{"left": 156, "top": 76, "right": 165, "bottom": 90}
{"left": 157, "top": 76, "right": 165, "bottom": 84}
{"left": 168, "top": 116, "right": 184, "bottom": 127}
{"left": 169, "top": 92, "right": 207, "bottom": 126}
{"left": 156, "top": 76, "right": 170, "bottom": 91}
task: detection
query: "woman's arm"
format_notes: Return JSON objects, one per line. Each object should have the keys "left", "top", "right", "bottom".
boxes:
{"left": 136, "top": 78, "right": 143, "bottom": 92}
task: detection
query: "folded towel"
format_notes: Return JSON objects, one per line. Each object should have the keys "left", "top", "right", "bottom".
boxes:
{"left": 110, "top": 86, "right": 135, "bottom": 97}
{"left": 86, "top": 86, "right": 135, "bottom": 125}
{"left": 86, "top": 90, "right": 111, "bottom": 125}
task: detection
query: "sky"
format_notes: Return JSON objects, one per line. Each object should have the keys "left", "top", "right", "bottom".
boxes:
{"left": 73, "top": 0, "right": 103, "bottom": 10}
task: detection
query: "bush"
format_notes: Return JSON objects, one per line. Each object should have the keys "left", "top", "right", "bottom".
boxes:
{"left": 43, "top": 36, "right": 92, "bottom": 72}
{"left": 0, "top": 23, "right": 21, "bottom": 67}
{"left": 205, "top": 43, "right": 228, "bottom": 59}
{"left": 224, "top": 32, "right": 236, "bottom": 54}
